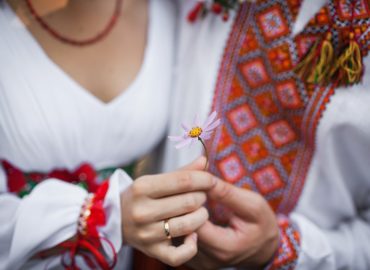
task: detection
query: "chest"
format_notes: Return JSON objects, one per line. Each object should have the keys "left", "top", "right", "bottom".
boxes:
{"left": 0, "top": 0, "right": 175, "bottom": 170}
{"left": 25, "top": 2, "right": 149, "bottom": 104}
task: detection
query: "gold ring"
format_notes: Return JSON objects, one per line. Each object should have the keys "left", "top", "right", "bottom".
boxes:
{"left": 163, "top": 219, "right": 171, "bottom": 239}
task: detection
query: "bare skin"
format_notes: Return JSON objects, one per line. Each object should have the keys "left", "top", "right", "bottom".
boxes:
{"left": 7, "top": 0, "right": 148, "bottom": 103}
{"left": 122, "top": 158, "right": 216, "bottom": 266}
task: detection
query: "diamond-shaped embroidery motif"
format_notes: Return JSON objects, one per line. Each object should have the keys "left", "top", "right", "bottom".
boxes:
{"left": 228, "top": 104, "right": 257, "bottom": 135}
{"left": 268, "top": 43, "right": 293, "bottom": 73}
{"left": 255, "top": 92, "right": 279, "bottom": 117}
{"left": 295, "top": 35, "right": 318, "bottom": 57}
{"left": 216, "top": 126, "right": 233, "bottom": 152}
{"left": 217, "top": 154, "right": 246, "bottom": 184}
{"left": 280, "top": 150, "right": 298, "bottom": 174}
{"left": 308, "top": 7, "right": 331, "bottom": 26}
{"left": 242, "top": 136, "right": 269, "bottom": 164}
{"left": 337, "top": 0, "right": 369, "bottom": 19}
{"left": 239, "top": 58, "right": 270, "bottom": 89}
{"left": 276, "top": 80, "right": 302, "bottom": 109}
{"left": 267, "top": 120, "right": 296, "bottom": 147}
{"left": 274, "top": 231, "right": 295, "bottom": 265}
{"left": 241, "top": 28, "right": 259, "bottom": 54}
{"left": 253, "top": 165, "right": 284, "bottom": 195}
{"left": 228, "top": 78, "right": 245, "bottom": 102}
{"left": 257, "top": 6, "right": 289, "bottom": 41}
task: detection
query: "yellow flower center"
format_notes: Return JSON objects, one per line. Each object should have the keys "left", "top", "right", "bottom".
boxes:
{"left": 188, "top": 127, "right": 203, "bottom": 138}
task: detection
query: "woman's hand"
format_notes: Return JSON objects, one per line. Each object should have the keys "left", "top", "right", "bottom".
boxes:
{"left": 120, "top": 157, "right": 215, "bottom": 267}
{"left": 187, "top": 179, "right": 279, "bottom": 270}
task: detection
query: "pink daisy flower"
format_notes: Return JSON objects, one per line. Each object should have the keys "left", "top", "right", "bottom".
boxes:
{"left": 168, "top": 111, "right": 221, "bottom": 149}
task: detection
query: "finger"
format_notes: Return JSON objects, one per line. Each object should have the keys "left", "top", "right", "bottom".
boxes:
{"left": 156, "top": 233, "right": 198, "bottom": 267}
{"left": 208, "top": 179, "right": 264, "bottom": 220}
{"left": 138, "top": 170, "right": 216, "bottom": 199}
{"left": 147, "top": 233, "right": 198, "bottom": 267}
{"left": 139, "top": 207, "right": 209, "bottom": 242}
{"left": 197, "top": 220, "right": 238, "bottom": 251}
{"left": 168, "top": 207, "right": 208, "bottom": 238}
{"left": 142, "top": 192, "right": 207, "bottom": 223}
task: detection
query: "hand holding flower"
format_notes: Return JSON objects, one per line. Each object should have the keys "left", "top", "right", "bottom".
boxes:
{"left": 120, "top": 157, "right": 216, "bottom": 267}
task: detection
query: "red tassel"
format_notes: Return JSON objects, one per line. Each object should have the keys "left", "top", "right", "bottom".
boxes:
{"left": 211, "top": 3, "right": 223, "bottom": 14}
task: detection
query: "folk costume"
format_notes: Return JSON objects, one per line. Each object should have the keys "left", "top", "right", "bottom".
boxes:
{"left": 163, "top": 0, "right": 370, "bottom": 269}
{"left": 0, "top": 0, "right": 176, "bottom": 269}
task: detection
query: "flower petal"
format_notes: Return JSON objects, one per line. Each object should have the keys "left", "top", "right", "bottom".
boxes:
{"left": 181, "top": 123, "right": 191, "bottom": 132}
{"left": 203, "top": 111, "right": 217, "bottom": 128}
{"left": 204, "top": 119, "right": 221, "bottom": 132}
{"left": 200, "top": 133, "right": 212, "bottom": 141}
{"left": 175, "top": 138, "right": 193, "bottom": 149}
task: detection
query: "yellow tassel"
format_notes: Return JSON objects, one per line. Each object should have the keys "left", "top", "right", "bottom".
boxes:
{"left": 330, "top": 32, "right": 363, "bottom": 86}
{"left": 294, "top": 33, "right": 334, "bottom": 85}
{"left": 294, "top": 41, "right": 320, "bottom": 81}
{"left": 308, "top": 33, "right": 334, "bottom": 84}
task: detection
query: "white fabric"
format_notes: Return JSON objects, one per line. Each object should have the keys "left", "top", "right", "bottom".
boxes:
{"left": 0, "top": 0, "right": 176, "bottom": 268}
{"left": 163, "top": 1, "right": 370, "bottom": 269}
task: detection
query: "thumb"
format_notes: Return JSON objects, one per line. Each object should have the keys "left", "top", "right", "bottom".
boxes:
{"left": 208, "top": 179, "right": 261, "bottom": 220}
{"left": 179, "top": 156, "right": 207, "bottom": 171}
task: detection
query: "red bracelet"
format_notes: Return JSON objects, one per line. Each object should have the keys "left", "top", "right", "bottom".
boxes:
{"left": 58, "top": 181, "right": 117, "bottom": 270}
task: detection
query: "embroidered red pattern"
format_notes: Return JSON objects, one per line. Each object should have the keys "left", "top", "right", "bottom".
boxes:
{"left": 207, "top": 0, "right": 370, "bottom": 268}
{"left": 265, "top": 215, "right": 301, "bottom": 270}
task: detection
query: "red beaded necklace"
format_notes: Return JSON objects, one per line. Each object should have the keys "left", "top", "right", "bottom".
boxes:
{"left": 25, "top": 0, "right": 123, "bottom": 46}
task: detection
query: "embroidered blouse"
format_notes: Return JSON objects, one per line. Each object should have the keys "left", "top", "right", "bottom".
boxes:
{"left": 163, "top": 0, "right": 370, "bottom": 269}
{"left": 0, "top": 0, "right": 176, "bottom": 268}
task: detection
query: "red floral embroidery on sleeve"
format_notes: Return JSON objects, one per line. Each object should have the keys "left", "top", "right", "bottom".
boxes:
{"left": 38, "top": 181, "right": 117, "bottom": 270}
{"left": 265, "top": 215, "right": 301, "bottom": 270}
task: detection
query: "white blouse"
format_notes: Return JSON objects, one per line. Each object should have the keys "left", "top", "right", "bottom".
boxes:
{"left": 0, "top": 0, "right": 176, "bottom": 269}
{"left": 162, "top": 0, "right": 370, "bottom": 269}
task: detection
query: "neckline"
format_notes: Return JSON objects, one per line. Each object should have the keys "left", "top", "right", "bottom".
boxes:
{"left": 2, "top": 0, "right": 153, "bottom": 108}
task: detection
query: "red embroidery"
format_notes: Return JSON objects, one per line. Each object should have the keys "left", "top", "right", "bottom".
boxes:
{"left": 207, "top": 0, "right": 370, "bottom": 268}
{"left": 2, "top": 161, "right": 123, "bottom": 269}
{"left": 2, "top": 160, "right": 27, "bottom": 193}
{"left": 38, "top": 182, "right": 117, "bottom": 270}
{"left": 266, "top": 215, "right": 301, "bottom": 270}
{"left": 2, "top": 161, "right": 103, "bottom": 197}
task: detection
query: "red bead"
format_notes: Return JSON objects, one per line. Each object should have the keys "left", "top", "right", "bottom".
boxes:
{"left": 211, "top": 3, "right": 223, "bottom": 14}
{"left": 222, "top": 11, "right": 230, "bottom": 21}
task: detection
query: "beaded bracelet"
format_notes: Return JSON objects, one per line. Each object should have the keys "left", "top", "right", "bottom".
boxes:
{"left": 61, "top": 182, "right": 117, "bottom": 270}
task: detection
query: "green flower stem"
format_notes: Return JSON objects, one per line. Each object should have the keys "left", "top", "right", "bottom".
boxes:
{"left": 198, "top": 137, "right": 209, "bottom": 171}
